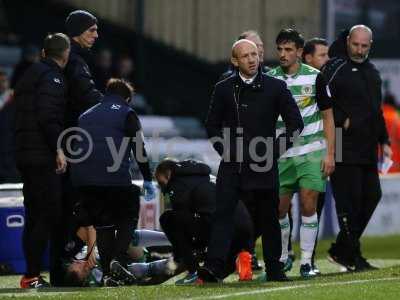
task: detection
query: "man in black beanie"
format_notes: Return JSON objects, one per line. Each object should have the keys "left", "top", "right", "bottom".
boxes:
{"left": 50, "top": 10, "right": 103, "bottom": 287}
{"left": 64, "top": 9, "right": 102, "bottom": 127}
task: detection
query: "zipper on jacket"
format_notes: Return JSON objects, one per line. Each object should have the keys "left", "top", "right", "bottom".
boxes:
{"left": 233, "top": 84, "right": 242, "bottom": 173}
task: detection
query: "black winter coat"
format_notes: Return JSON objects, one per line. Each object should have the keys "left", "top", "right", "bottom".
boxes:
{"left": 205, "top": 71, "right": 304, "bottom": 189}
{"left": 163, "top": 160, "right": 216, "bottom": 216}
{"left": 65, "top": 40, "right": 102, "bottom": 127}
{"left": 322, "top": 41, "right": 389, "bottom": 164}
{"left": 14, "top": 58, "right": 67, "bottom": 167}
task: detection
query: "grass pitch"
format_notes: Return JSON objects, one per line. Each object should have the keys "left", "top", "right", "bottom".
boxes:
{"left": 0, "top": 235, "right": 399, "bottom": 300}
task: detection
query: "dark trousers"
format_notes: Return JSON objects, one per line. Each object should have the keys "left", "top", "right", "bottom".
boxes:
{"left": 330, "top": 164, "right": 381, "bottom": 258}
{"left": 206, "top": 170, "right": 281, "bottom": 277}
{"left": 50, "top": 172, "right": 80, "bottom": 286}
{"left": 160, "top": 211, "right": 211, "bottom": 273}
{"left": 19, "top": 165, "right": 62, "bottom": 278}
{"left": 78, "top": 185, "right": 140, "bottom": 274}
{"left": 160, "top": 200, "right": 253, "bottom": 276}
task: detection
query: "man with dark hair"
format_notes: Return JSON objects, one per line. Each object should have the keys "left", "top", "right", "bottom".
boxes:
{"left": 71, "top": 78, "right": 155, "bottom": 286}
{"left": 199, "top": 39, "right": 303, "bottom": 283}
{"left": 268, "top": 28, "right": 335, "bottom": 278}
{"left": 322, "top": 25, "right": 391, "bottom": 272}
{"left": 303, "top": 38, "right": 329, "bottom": 70}
{"left": 301, "top": 37, "right": 330, "bottom": 274}
{"left": 155, "top": 159, "right": 254, "bottom": 284}
{"left": 14, "top": 33, "right": 70, "bottom": 288}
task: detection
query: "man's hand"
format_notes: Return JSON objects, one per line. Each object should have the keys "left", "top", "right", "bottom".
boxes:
{"left": 143, "top": 181, "right": 156, "bottom": 201}
{"left": 321, "top": 153, "right": 335, "bottom": 177}
{"left": 343, "top": 117, "right": 350, "bottom": 130}
{"left": 56, "top": 149, "right": 67, "bottom": 174}
{"left": 382, "top": 143, "right": 393, "bottom": 159}
{"left": 86, "top": 249, "right": 97, "bottom": 269}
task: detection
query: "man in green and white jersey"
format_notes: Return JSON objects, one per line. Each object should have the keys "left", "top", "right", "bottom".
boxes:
{"left": 268, "top": 29, "right": 335, "bottom": 278}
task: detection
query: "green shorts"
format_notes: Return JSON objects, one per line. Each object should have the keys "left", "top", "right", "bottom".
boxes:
{"left": 278, "top": 149, "right": 326, "bottom": 196}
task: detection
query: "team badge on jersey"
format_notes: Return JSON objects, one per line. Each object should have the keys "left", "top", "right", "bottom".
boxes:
{"left": 301, "top": 85, "right": 313, "bottom": 95}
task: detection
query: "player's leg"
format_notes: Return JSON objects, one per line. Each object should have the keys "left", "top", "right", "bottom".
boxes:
{"left": 297, "top": 150, "right": 326, "bottom": 278}
{"left": 298, "top": 188, "right": 319, "bottom": 277}
{"left": 278, "top": 157, "right": 297, "bottom": 271}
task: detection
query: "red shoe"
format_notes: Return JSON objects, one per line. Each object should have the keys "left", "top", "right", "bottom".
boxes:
{"left": 236, "top": 251, "right": 253, "bottom": 281}
{"left": 20, "top": 275, "right": 50, "bottom": 289}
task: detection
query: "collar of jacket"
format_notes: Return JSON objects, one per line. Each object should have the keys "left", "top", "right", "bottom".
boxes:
{"left": 233, "top": 67, "right": 264, "bottom": 91}
{"left": 70, "top": 39, "right": 91, "bottom": 59}
{"left": 41, "top": 57, "right": 63, "bottom": 73}
{"left": 103, "top": 93, "right": 129, "bottom": 106}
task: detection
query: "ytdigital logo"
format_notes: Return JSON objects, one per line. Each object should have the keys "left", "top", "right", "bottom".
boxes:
{"left": 57, "top": 127, "right": 93, "bottom": 163}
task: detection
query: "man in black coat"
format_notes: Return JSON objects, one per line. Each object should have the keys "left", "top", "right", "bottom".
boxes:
{"left": 50, "top": 10, "right": 103, "bottom": 286}
{"left": 199, "top": 39, "right": 304, "bottom": 282}
{"left": 64, "top": 10, "right": 103, "bottom": 128}
{"left": 322, "top": 25, "right": 392, "bottom": 271}
{"left": 155, "top": 159, "right": 254, "bottom": 284}
{"left": 14, "top": 33, "right": 70, "bottom": 288}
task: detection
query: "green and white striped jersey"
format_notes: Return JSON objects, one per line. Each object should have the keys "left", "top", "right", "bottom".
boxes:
{"left": 268, "top": 63, "right": 326, "bottom": 158}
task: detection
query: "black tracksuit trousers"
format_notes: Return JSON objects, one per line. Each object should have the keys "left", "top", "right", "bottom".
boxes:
{"left": 330, "top": 164, "right": 381, "bottom": 259}
{"left": 19, "top": 166, "right": 62, "bottom": 278}
{"left": 78, "top": 185, "right": 140, "bottom": 275}
{"left": 206, "top": 171, "right": 282, "bottom": 278}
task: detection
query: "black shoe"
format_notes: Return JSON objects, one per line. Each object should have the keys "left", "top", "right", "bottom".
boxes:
{"left": 265, "top": 270, "right": 291, "bottom": 282}
{"left": 327, "top": 245, "right": 354, "bottom": 272}
{"left": 354, "top": 256, "right": 378, "bottom": 272}
{"left": 110, "top": 259, "right": 136, "bottom": 285}
{"left": 198, "top": 266, "right": 222, "bottom": 283}
{"left": 251, "top": 253, "right": 263, "bottom": 271}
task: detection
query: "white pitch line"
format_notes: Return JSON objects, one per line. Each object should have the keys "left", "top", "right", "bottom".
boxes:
{"left": 0, "top": 291, "right": 81, "bottom": 298}
{"left": 184, "top": 277, "right": 400, "bottom": 300}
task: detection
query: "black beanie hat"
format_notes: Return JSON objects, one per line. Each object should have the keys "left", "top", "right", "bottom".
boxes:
{"left": 65, "top": 10, "right": 97, "bottom": 37}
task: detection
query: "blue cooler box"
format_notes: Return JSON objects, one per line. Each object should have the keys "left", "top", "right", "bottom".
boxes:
{"left": 0, "top": 197, "right": 49, "bottom": 274}
{"left": 0, "top": 197, "right": 26, "bottom": 274}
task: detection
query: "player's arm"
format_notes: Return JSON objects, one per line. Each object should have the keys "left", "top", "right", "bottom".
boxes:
{"left": 205, "top": 84, "right": 225, "bottom": 157}
{"left": 316, "top": 73, "right": 335, "bottom": 177}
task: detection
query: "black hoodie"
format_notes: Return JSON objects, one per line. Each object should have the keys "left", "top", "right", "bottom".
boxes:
{"left": 321, "top": 30, "right": 389, "bottom": 164}
{"left": 163, "top": 160, "right": 216, "bottom": 215}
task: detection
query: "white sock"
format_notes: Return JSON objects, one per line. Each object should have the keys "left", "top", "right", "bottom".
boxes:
{"left": 300, "top": 213, "right": 318, "bottom": 265}
{"left": 279, "top": 214, "right": 290, "bottom": 263}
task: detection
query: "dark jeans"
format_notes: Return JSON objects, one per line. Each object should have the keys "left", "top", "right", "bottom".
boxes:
{"left": 330, "top": 164, "right": 381, "bottom": 258}
{"left": 206, "top": 169, "right": 281, "bottom": 277}
{"left": 19, "top": 165, "right": 62, "bottom": 278}
{"left": 78, "top": 185, "right": 141, "bottom": 274}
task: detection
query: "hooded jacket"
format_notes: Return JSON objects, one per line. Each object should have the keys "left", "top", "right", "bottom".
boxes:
{"left": 162, "top": 160, "right": 216, "bottom": 215}
{"left": 321, "top": 30, "right": 389, "bottom": 164}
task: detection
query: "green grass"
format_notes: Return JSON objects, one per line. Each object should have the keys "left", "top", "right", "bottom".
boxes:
{"left": 1, "top": 235, "right": 399, "bottom": 300}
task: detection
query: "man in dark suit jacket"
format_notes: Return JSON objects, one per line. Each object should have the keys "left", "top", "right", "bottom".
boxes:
{"left": 199, "top": 39, "right": 304, "bottom": 282}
